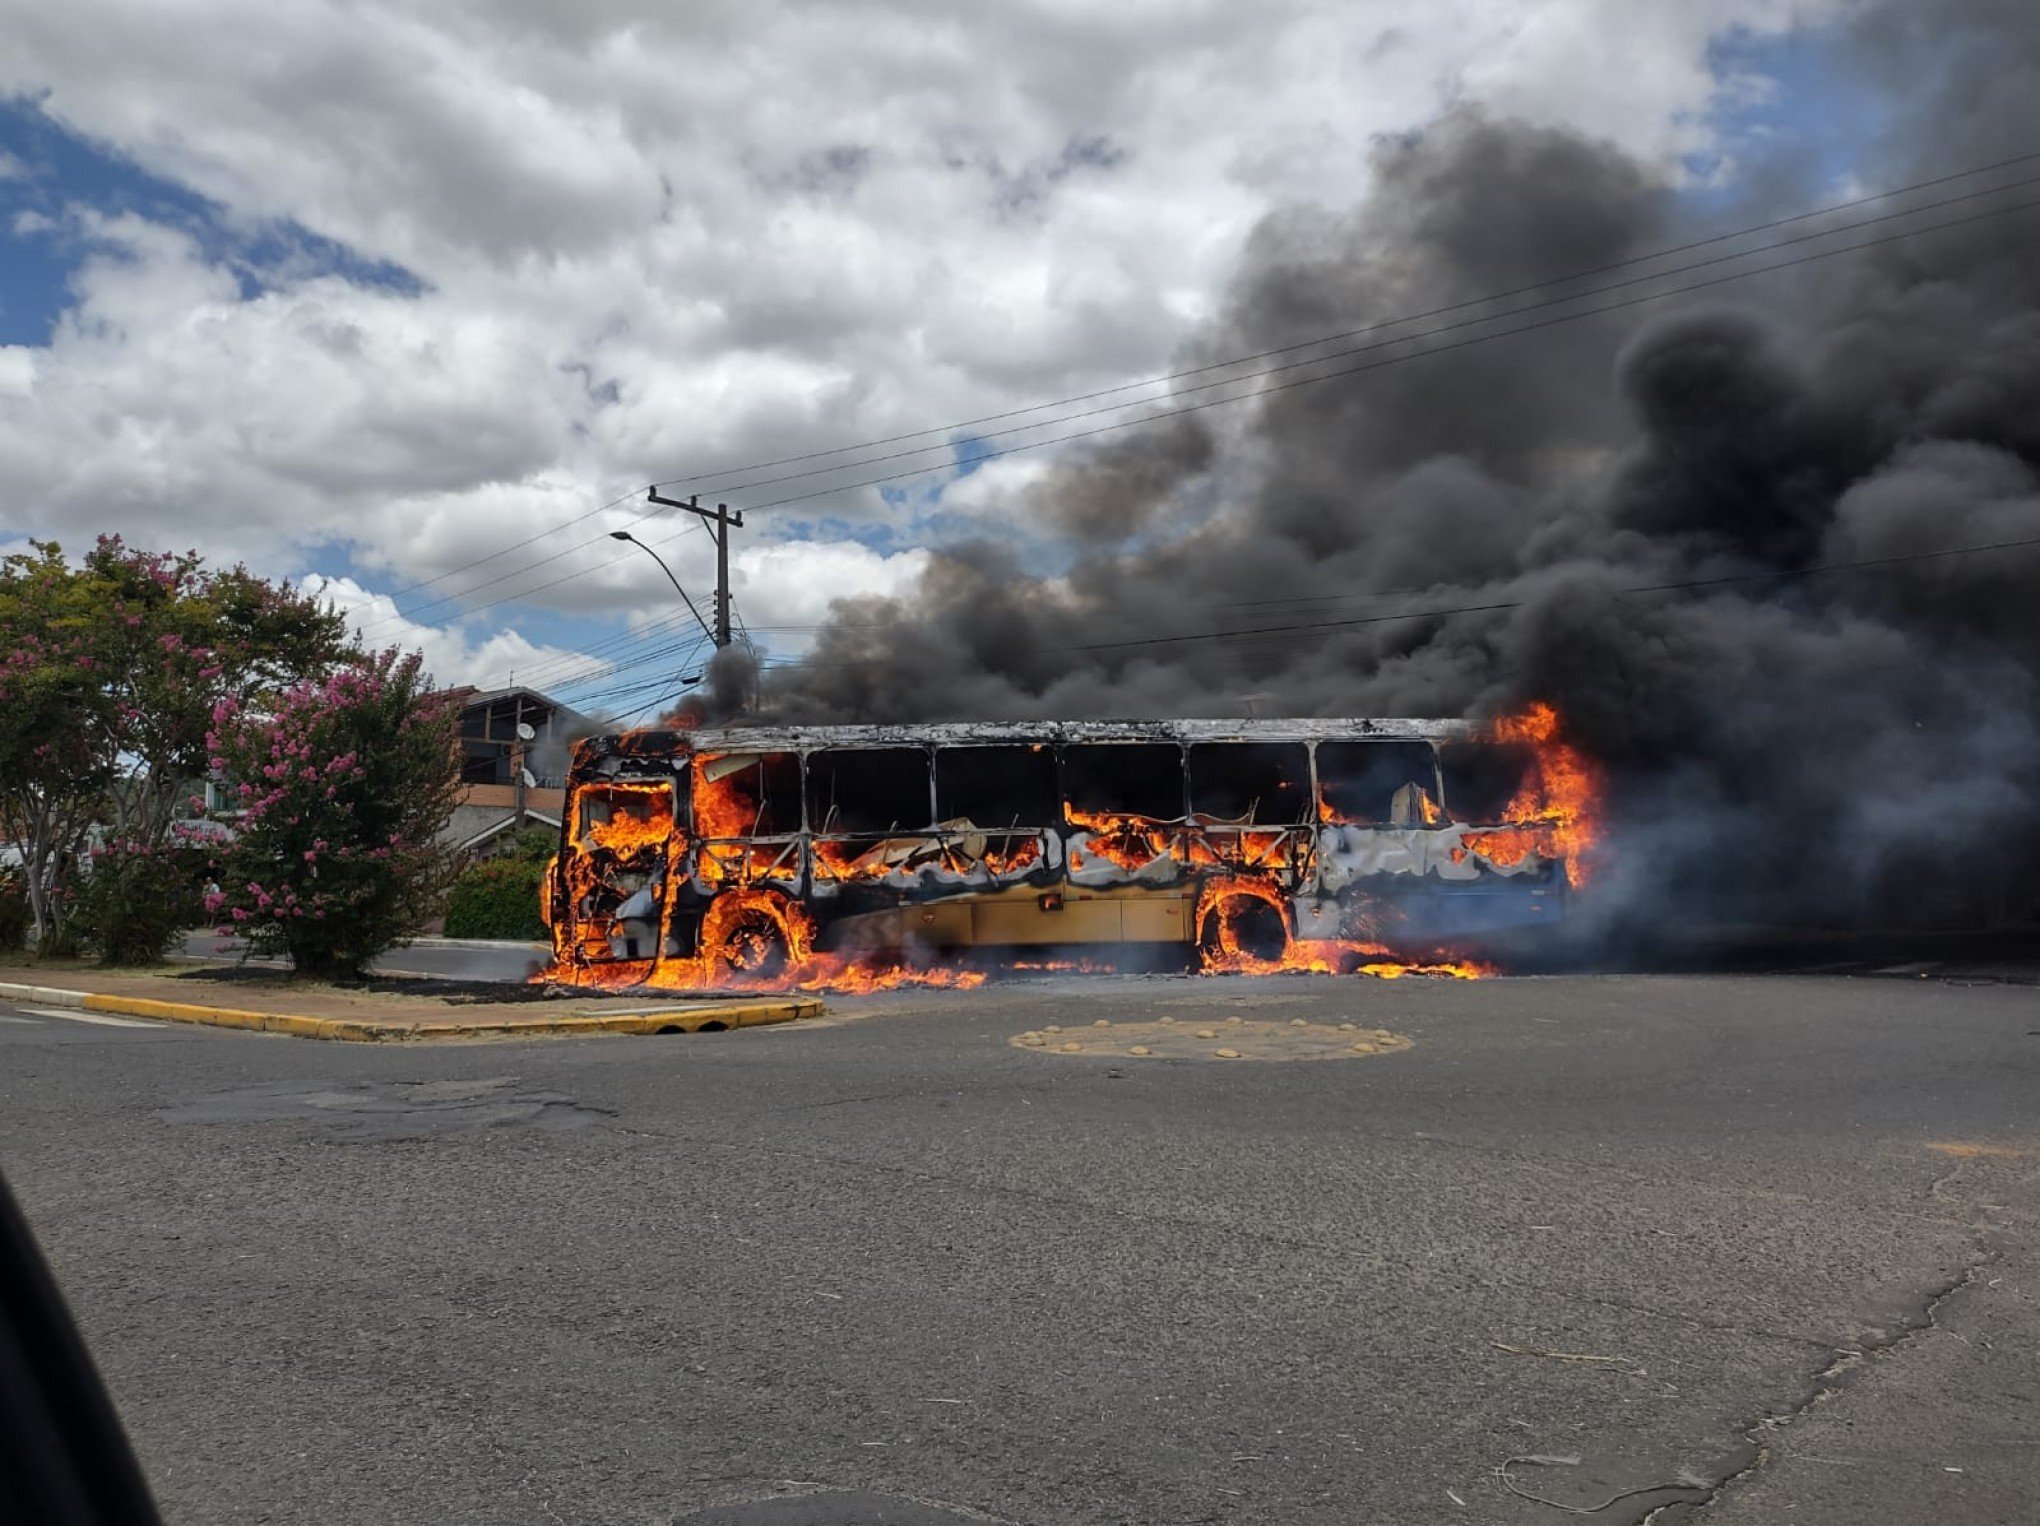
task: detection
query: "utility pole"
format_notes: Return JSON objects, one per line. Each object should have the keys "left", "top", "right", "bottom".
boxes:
{"left": 644, "top": 490, "right": 743, "bottom": 648}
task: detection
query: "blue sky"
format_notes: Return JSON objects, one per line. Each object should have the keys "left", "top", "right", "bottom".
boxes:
{"left": 1690, "top": 23, "right": 1894, "bottom": 195}
{"left": 1, "top": 94, "right": 421, "bottom": 347}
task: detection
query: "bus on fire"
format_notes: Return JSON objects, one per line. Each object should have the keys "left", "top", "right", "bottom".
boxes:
{"left": 538, "top": 710, "right": 1595, "bottom": 988}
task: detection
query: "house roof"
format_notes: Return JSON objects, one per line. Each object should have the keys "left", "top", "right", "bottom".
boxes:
{"left": 455, "top": 811, "right": 562, "bottom": 854}
{"left": 445, "top": 684, "right": 575, "bottom": 712}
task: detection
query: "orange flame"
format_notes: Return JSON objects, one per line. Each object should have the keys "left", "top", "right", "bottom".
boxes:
{"left": 579, "top": 781, "right": 677, "bottom": 854}
{"left": 553, "top": 780, "right": 681, "bottom": 971}
{"left": 691, "top": 754, "right": 758, "bottom": 841}
{"left": 541, "top": 881, "right": 988, "bottom": 995}
{"left": 1065, "top": 807, "right": 1178, "bottom": 874}
{"left": 1192, "top": 875, "right": 1487, "bottom": 980}
{"left": 1471, "top": 701, "right": 1604, "bottom": 887}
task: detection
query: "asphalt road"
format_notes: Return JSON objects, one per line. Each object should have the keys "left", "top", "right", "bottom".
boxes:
{"left": 2, "top": 969, "right": 2036, "bottom": 1526}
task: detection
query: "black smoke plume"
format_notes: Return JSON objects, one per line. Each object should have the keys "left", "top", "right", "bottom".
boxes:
{"left": 662, "top": 642, "right": 762, "bottom": 730}
{"left": 760, "top": 0, "right": 2040, "bottom": 934}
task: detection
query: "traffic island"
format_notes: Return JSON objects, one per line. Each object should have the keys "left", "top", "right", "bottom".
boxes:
{"left": 0, "top": 971, "right": 820, "bottom": 1042}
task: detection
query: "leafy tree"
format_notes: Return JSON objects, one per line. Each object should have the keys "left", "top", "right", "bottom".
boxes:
{"left": 0, "top": 538, "right": 347, "bottom": 954}
{"left": 90, "top": 538, "right": 349, "bottom": 850}
{"left": 0, "top": 544, "right": 120, "bottom": 951}
{"left": 206, "top": 649, "right": 462, "bottom": 979}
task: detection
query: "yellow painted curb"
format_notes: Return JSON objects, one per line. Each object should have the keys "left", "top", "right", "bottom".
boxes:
{"left": 71, "top": 992, "right": 822, "bottom": 1042}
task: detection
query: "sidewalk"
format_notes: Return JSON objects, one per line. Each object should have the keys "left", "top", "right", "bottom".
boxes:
{"left": 0, "top": 966, "right": 820, "bottom": 1042}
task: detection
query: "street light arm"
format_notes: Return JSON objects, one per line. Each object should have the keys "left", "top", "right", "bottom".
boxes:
{"left": 610, "top": 532, "right": 715, "bottom": 644}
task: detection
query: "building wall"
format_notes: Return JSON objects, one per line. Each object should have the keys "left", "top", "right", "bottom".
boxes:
{"left": 458, "top": 784, "right": 566, "bottom": 813}
{"left": 444, "top": 788, "right": 567, "bottom": 858}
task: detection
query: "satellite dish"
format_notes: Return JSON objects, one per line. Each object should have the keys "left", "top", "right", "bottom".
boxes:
{"left": 520, "top": 768, "right": 538, "bottom": 788}
{"left": 515, "top": 722, "right": 537, "bottom": 741}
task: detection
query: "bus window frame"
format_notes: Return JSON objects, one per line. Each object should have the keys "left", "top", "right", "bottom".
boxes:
{"left": 934, "top": 743, "right": 1063, "bottom": 831}
{"left": 1058, "top": 740, "right": 1190, "bottom": 825}
{"left": 574, "top": 778, "right": 681, "bottom": 848}
{"left": 1312, "top": 739, "right": 1445, "bottom": 826}
{"left": 804, "top": 745, "right": 938, "bottom": 838}
{"left": 1186, "top": 740, "right": 1314, "bottom": 826}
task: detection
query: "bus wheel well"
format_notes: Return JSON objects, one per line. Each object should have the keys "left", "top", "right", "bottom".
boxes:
{"left": 700, "top": 889, "right": 811, "bottom": 981}
{"left": 1196, "top": 882, "right": 1293, "bottom": 968}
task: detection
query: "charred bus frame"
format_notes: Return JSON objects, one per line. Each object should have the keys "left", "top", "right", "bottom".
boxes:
{"left": 543, "top": 719, "right": 1570, "bottom": 982}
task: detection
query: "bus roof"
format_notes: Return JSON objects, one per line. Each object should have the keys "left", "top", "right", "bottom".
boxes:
{"left": 579, "top": 717, "right": 1479, "bottom": 761}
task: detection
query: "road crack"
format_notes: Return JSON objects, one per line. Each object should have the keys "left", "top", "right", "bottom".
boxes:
{"left": 1638, "top": 1249, "right": 1997, "bottom": 1523}
{"left": 609, "top": 1118, "right": 1838, "bottom": 1350}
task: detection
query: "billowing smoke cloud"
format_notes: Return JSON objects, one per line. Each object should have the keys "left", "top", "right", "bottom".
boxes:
{"left": 663, "top": 642, "right": 762, "bottom": 729}
{"left": 760, "top": 0, "right": 2040, "bottom": 933}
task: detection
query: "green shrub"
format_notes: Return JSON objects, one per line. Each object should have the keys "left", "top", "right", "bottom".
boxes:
{"left": 70, "top": 842, "right": 203, "bottom": 965}
{"left": 509, "top": 825, "right": 558, "bottom": 863}
{"left": 443, "top": 856, "right": 548, "bottom": 940}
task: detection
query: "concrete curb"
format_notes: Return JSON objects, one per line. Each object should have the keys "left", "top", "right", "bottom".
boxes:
{"left": 0, "top": 983, "right": 90, "bottom": 1009}
{"left": 0, "top": 980, "right": 821, "bottom": 1042}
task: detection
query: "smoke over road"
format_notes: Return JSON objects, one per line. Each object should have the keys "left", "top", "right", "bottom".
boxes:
{"left": 755, "top": 0, "right": 2040, "bottom": 933}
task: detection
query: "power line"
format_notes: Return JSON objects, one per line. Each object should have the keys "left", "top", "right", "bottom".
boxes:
{"left": 479, "top": 607, "right": 703, "bottom": 695}
{"left": 603, "top": 635, "right": 714, "bottom": 728}
{"left": 335, "top": 485, "right": 645, "bottom": 638}
{"left": 575, "top": 643, "right": 715, "bottom": 719}
{"left": 651, "top": 147, "right": 2040, "bottom": 496}
{"left": 717, "top": 191, "right": 2040, "bottom": 519}
{"left": 753, "top": 535, "right": 2040, "bottom": 669}
{"left": 380, "top": 186, "right": 2040, "bottom": 642}
{"left": 557, "top": 636, "right": 719, "bottom": 705}
{"left": 517, "top": 624, "right": 718, "bottom": 705}
{"left": 647, "top": 171, "right": 2040, "bottom": 507}
{"left": 353, "top": 516, "right": 707, "bottom": 638}
{"left": 343, "top": 150, "right": 2040, "bottom": 637}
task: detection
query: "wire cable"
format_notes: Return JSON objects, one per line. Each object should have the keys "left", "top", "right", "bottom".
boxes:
{"left": 752, "top": 534, "right": 2040, "bottom": 669}
{"left": 652, "top": 148, "right": 2040, "bottom": 495}
{"left": 651, "top": 171, "right": 2040, "bottom": 505}
{"left": 388, "top": 191, "right": 2040, "bottom": 643}
{"left": 344, "top": 150, "right": 2040, "bottom": 636}
{"left": 718, "top": 191, "right": 2040, "bottom": 518}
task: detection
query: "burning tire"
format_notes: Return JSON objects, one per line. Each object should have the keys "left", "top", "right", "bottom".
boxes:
{"left": 721, "top": 909, "right": 789, "bottom": 977}
{"left": 700, "top": 889, "right": 810, "bottom": 983}
{"left": 1196, "top": 882, "right": 1293, "bottom": 971}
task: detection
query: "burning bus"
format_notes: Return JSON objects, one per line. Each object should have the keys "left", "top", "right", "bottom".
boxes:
{"left": 537, "top": 706, "right": 1599, "bottom": 991}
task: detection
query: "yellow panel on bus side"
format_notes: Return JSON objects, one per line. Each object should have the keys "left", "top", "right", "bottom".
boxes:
{"left": 972, "top": 897, "right": 1119, "bottom": 945}
{"left": 1120, "top": 896, "right": 1190, "bottom": 943}
{"left": 905, "top": 901, "right": 977, "bottom": 945}
{"left": 967, "top": 891, "right": 1195, "bottom": 945}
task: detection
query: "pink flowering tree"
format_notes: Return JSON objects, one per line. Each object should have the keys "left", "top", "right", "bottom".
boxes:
{"left": 206, "top": 649, "right": 462, "bottom": 979}
{"left": 0, "top": 538, "right": 346, "bottom": 955}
